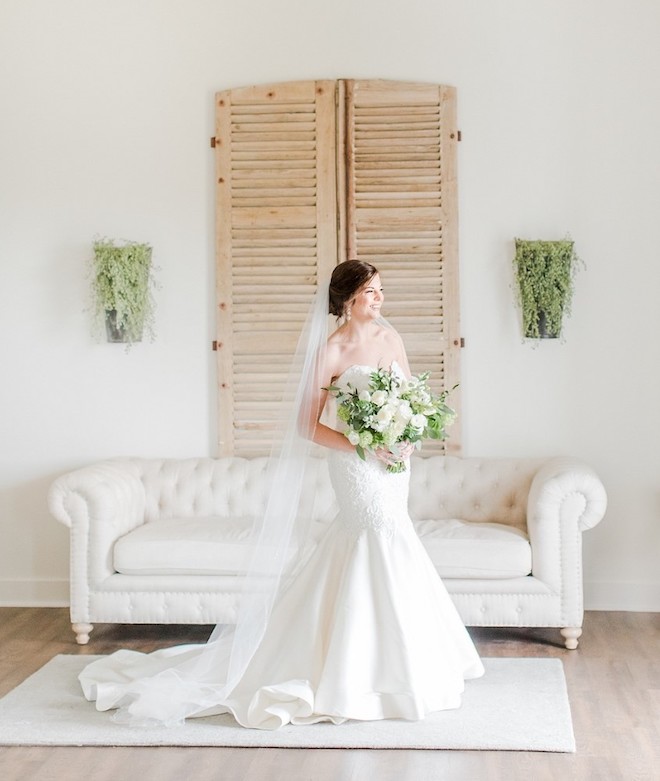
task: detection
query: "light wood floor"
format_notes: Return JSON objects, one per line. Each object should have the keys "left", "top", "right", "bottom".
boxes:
{"left": 0, "top": 609, "right": 658, "bottom": 781}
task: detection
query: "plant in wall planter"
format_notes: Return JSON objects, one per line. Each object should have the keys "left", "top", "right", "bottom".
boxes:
{"left": 91, "top": 238, "right": 156, "bottom": 346}
{"left": 513, "top": 238, "right": 581, "bottom": 340}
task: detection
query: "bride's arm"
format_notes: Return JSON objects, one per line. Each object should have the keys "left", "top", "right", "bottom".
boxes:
{"left": 297, "top": 350, "right": 356, "bottom": 453}
{"left": 312, "top": 420, "right": 356, "bottom": 453}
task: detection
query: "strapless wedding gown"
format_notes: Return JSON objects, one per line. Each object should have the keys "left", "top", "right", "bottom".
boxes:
{"left": 79, "top": 364, "right": 484, "bottom": 730}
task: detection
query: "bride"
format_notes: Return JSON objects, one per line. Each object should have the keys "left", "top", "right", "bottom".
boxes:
{"left": 79, "top": 259, "right": 484, "bottom": 730}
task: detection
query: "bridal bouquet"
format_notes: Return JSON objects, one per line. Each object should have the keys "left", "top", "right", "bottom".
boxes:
{"left": 324, "top": 367, "right": 457, "bottom": 473}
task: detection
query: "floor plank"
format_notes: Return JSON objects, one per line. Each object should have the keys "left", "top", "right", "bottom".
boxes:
{"left": 0, "top": 609, "right": 659, "bottom": 780}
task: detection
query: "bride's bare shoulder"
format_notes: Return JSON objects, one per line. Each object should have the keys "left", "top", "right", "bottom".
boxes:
{"left": 322, "top": 333, "right": 345, "bottom": 379}
{"left": 378, "top": 323, "right": 404, "bottom": 347}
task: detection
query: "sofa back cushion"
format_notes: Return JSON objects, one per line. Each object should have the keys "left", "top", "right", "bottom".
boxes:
{"left": 137, "top": 457, "right": 337, "bottom": 525}
{"left": 134, "top": 455, "right": 541, "bottom": 534}
{"left": 409, "top": 456, "right": 541, "bottom": 533}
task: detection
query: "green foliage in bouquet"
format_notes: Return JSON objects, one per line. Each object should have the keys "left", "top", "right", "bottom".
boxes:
{"left": 513, "top": 239, "right": 581, "bottom": 339}
{"left": 91, "top": 238, "right": 156, "bottom": 346}
{"left": 325, "top": 367, "right": 457, "bottom": 473}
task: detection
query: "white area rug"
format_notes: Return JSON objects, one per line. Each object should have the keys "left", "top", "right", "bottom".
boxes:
{"left": 0, "top": 655, "right": 575, "bottom": 752}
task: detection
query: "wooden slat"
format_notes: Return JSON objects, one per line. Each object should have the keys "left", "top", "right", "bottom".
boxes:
{"left": 232, "top": 207, "right": 317, "bottom": 229}
{"left": 230, "top": 82, "right": 318, "bottom": 103}
{"left": 233, "top": 154, "right": 316, "bottom": 164}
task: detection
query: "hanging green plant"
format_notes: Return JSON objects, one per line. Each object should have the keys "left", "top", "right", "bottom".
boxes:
{"left": 91, "top": 238, "right": 156, "bottom": 346}
{"left": 513, "top": 239, "right": 581, "bottom": 339}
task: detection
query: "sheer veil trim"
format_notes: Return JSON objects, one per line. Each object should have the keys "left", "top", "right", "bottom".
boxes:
{"left": 90, "top": 282, "right": 333, "bottom": 727}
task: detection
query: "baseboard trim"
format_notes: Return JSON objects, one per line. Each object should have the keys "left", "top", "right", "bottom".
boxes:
{"left": 0, "top": 579, "right": 69, "bottom": 607}
{"left": 584, "top": 581, "right": 660, "bottom": 612}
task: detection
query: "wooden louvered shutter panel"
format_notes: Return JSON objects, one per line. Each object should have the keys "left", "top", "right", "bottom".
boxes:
{"left": 215, "top": 81, "right": 337, "bottom": 456}
{"left": 343, "top": 79, "right": 462, "bottom": 454}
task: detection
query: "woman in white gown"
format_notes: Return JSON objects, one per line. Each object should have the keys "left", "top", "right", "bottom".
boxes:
{"left": 80, "top": 260, "right": 484, "bottom": 730}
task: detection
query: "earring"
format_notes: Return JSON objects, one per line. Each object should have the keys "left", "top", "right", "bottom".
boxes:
{"left": 345, "top": 306, "right": 351, "bottom": 321}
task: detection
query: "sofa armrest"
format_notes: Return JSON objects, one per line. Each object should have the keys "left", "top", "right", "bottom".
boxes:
{"left": 528, "top": 457, "right": 608, "bottom": 534}
{"left": 48, "top": 460, "right": 146, "bottom": 592}
{"left": 526, "top": 457, "right": 607, "bottom": 620}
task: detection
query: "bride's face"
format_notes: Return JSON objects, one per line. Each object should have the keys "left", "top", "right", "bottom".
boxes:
{"left": 351, "top": 274, "right": 384, "bottom": 321}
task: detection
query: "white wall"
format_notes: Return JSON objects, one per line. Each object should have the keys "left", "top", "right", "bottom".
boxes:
{"left": 1, "top": 0, "right": 658, "bottom": 610}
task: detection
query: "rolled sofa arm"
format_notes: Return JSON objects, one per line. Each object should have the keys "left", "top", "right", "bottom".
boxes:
{"left": 48, "top": 460, "right": 146, "bottom": 587}
{"left": 526, "top": 457, "right": 607, "bottom": 623}
{"left": 527, "top": 457, "right": 607, "bottom": 535}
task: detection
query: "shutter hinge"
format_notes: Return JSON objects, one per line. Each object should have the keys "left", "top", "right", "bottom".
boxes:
{"left": 457, "top": 130, "right": 462, "bottom": 142}
{"left": 212, "top": 340, "right": 218, "bottom": 351}
{"left": 453, "top": 337, "right": 465, "bottom": 348}
{"left": 210, "top": 137, "right": 217, "bottom": 148}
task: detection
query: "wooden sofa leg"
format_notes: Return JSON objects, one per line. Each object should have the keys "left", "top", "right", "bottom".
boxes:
{"left": 560, "top": 626, "right": 582, "bottom": 650}
{"left": 73, "top": 622, "right": 94, "bottom": 645}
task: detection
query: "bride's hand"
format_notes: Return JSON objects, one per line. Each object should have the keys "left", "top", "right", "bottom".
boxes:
{"left": 373, "top": 448, "right": 398, "bottom": 466}
{"left": 373, "top": 442, "right": 414, "bottom": 465}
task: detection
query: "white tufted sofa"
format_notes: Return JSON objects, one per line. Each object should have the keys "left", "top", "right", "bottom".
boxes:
{"left": 48, "top": 455, "right": 606, "bottom": 649}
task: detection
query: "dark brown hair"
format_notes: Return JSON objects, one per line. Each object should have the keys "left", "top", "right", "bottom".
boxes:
{"left": 328, "top": 259, "right": 379, "bottom": 317}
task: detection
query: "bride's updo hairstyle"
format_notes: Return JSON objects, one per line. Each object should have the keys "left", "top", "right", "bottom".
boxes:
{"left": 328, "top": 259, "right": 379, "bottom": 318}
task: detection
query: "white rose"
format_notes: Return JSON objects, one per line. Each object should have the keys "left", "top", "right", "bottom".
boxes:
{"left": 350, "top": 373, "right": 372, "bottom": 394}
{"left": 396, "top": 401, "right": 413, "bottom": 422}
{"left": 410, "top": 413, "right": 427, "bottom": 430}
{"left": 347, "top": 430, "right": 361, "bottom": 446}
{"left": 358, "top": 389, "right": 371, "bottom": 402}
{"left": 376, "top": 405, "right": 394, "bottom": 423}
{"left": 371, "top": 390, "right": 388, "bottom": 407}
{"left": 391, "top": 418, "right": 407, "bottom": 438}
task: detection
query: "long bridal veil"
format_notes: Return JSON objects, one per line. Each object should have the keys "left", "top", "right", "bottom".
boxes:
{"left": 80, "top": 283, "right": 332, "bottom": 726}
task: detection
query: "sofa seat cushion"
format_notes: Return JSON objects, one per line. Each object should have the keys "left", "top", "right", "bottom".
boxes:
{"left": 114, "top": 517, "right": 257, "bottom": 576}
{"left": 413, "top": 519, "right": 531, "bottom": 578}
{"left": 114, "top": 516, "right": 531, "bottom": 579}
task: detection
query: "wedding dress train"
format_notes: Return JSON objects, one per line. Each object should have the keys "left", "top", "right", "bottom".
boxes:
{"left": 80, "top": 365, "right": 484, "bottom": 730}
